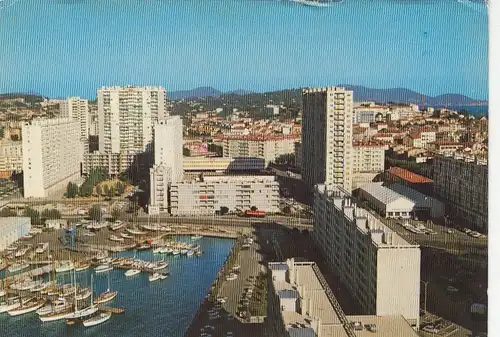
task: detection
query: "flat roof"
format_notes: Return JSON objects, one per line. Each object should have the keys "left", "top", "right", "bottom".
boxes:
{"left": 359, "top": 182, "right": 414, "bottom": 206}
{"left": 345, "top": 315, "right": 419, "bottom": 337}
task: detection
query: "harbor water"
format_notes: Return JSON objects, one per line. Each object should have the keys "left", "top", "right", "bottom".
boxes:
{"left": 0, "top": 236, "right": 234, "bottom": 337}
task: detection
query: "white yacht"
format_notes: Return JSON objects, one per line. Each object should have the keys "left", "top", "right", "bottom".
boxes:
{"left": 7, "top": 263, "right": 29, "bottom": 273}
{"left": 124, "top": 269, "right": 141, "bottom": 277}
{"left": 8, "top": 298, "right": 46, "bottom": 316}
{"left": 186, "top": 250, "right": 194, "bottom": 257}
{"left": 109, "top": 235, "right": 124, "bottom": 242}
{"left": 35, "top": 243, "right": 49, "bottom": 254}
{"left": 152, "top": 261, "right": 168, "bottom": 270}
{"left": 75, "top": 287, "right": 92, "bottom": 301}
{"left": 191, "top": 235, "right": 203, "bottom": 240}
{"left": 75, "top": 262, "right": 91, "bottom": 272}
{"left": 149, "top": 272, "right": 162, "bottom": 282}
{"left": 55, "top": 261, "right": 74, "bottom": 273}
{"left": 83, "top": 312, "right": 111, "bottom": 327}
{"left": 94, "top": 264, "right": 113, "bottom": 274}
{"left": 120, "top": 233, "right": 134, "bottom": 239}
{"left": 126, "top": 228, "right": 147, "bottom": 235}
{"left": 172, "top": 249, "right": 180, "bottom": 255}
{"left": 0, "top": 298, "right": 23, "bottom": 313}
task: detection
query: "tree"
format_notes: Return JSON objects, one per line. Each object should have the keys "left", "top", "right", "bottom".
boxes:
{"left": 115, "top": 182, "right": 125, "bottom": 195}
{"left": 79, "top": 183, "right": 93, "bottom": 197}
{"left": 23, "top": 207, "right": 40, "bottom": 225}
{"left": 183, "top": 147, "right": 191, "bottom": 156}
{"left": 282, "top": 206, "right": 292, "bottom": 214}
{"left": 0, "top": 208, "right": 16, "bottom": 217}
{"left": 250, "top": 206, "right": 258, "bottom": 211}
{"left": 41, "top": 209, "right": 61, "bottom": 220}
{"left": 107, "top": 186, "right": 115, "bottom": 198}
{"left": 66, "top": 182, "right": 79, "bottom": 198}
{"left": 95, "top": 185, "right": 102, "bottom": 196}
{"left": 103, "top": 184, "right": 110, "bottom": 197}
{"left": 220, "top": 206, "right": 229, "bottom": 216}
{"left": 88, "top": 205, "right": 102, "bottom": 221}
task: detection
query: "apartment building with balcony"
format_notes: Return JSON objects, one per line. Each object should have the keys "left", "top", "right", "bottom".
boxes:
{"left": 169, "top": 175, "right": 280, "bottom": 216}
{"left": 60, "top": 97, "right": 90, "bottom": 152}
{"left": 22, "top": 118, "right": 83, "bottom": 198}
{"left": 148, "top": 165, "right": 171, "bottom": 215}
{"left": 267, "top": 258, "right": 419, "bottom": 337}
{"left": 351, "top": 142, "right": 387, "bottom": 189}
{"left": 433, "top": 153, "right": 488, "bottom": 232}
{"left": 313, "top": 184, "right": 421, "bottom": 328}
{"left": 218, "top": 134, "right": 299, "bottom": 165}
{"left": 301, "top": 87, "right": 354, "bottom": 192}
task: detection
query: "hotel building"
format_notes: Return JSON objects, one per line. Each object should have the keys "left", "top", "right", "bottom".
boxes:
{"left": 301, "top": 87, "right": 354, "bottom": 192}
{"left": 312, "top": 184, "right": 421, "bottom": 328}
{"left": 22, "top": 118, "right": 83, "bottom": 198}
{"left": 169, "top": 175, "right": 280, "bottom": 216}
{"left": 433, "top": 153, "right": 488, "bottom": 232}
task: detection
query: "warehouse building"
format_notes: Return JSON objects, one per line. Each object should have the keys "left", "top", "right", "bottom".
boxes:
{"left": 0, "top": 217, "right": 31, "bottom": 251}
{"left": 357, "top": 182, "right": 445, "bottom": 219}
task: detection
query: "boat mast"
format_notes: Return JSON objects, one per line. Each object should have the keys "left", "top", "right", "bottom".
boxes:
{"left": 107, "top": 271, "right": 110, "bottom": 292}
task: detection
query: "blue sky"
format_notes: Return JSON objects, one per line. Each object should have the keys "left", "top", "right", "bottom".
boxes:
{"left": 0, "top": 0, "right": 488, "bottom": 99}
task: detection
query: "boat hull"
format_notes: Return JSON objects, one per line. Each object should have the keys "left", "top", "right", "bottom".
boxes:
{"left": 83, "top": 312, "right": 111, "bottom": 327}
{"left": 8, "top": 301, "right": 46, "bottom": 316}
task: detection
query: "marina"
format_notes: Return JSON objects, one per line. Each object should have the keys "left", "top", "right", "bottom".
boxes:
{"left": 0, "top": 232, "right": 236, "bottom": 337}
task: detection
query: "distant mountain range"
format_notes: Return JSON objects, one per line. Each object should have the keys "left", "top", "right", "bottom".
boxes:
{"left": 168, "top": 85, "right": 487, "bottom": 106}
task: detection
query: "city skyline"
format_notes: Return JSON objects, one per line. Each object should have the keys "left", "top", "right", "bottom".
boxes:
{"left": 0, "top": 0, "right": 488, "bottom": 99}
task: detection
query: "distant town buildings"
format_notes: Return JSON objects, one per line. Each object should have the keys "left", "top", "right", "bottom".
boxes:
{"left": 169, "top": 175, "right": 280, "bottom": 216}
{"left": 0, "top": 138, "right": 23, "bottom": 178}
{"left": 301, "top": 87, "right": 354, "bottom": 192}
{"left": 313, "top": 185, "right": 421, "bottom": 328}
{"left": 433, "top": 153, "right": 488, "bottom": 232}
{"left": 22, "top": 118, "right": 83, "bottom": 198}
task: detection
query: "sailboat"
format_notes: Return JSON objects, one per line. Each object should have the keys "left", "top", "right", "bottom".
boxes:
{"left": 65, "top": 272, "right": 98, "bottom": 321}
{"left": 38, "top": 298, "right": 74, "bottom": 322}
{"left": 83, "top": 312, "right": 112, "bottom": 327}
{"left": 8, "top": 295, "right": 46, "bottom": 316}
{"left": 94, "top": 271, "right": 118, "bottom": 304}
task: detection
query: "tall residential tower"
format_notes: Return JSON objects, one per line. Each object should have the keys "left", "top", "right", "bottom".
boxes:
{"left": 301, "top": 87, "right": 354, "bottom": 192}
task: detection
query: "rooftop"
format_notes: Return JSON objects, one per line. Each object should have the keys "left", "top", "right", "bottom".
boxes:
{"left": 346, "top": 315, "right": 419, "bottom": 337}
{"left": 387, "top": 167, "right": 433, "bottom": 184}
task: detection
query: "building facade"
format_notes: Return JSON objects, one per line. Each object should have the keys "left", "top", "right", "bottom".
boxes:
{"left": 433, "top": 153, "right": 488, "bottom": 232}
{"left": 182, "top": 156, "right": 266, "bottom": 172}
{"left": 60, "top": 97, "right": 90, "bottom": 143}
{"left": 0, "top": 139, "right": 23, "bottom": 176}
{"left": 301, "top": 87, "right": 354, "bottom": 192}
{"left": 22, "top": 118, "right": 83, "bottom": 198}
{"left": 169, "top": 175, "right": 280, "bottom": 216}
{"left": 97, "top": 85, "right": 166, "bottom": 154}
{"left": 0, "top": 217, "right": 31, "bottom": 251}
{"left": 148, "top": 165, "right": 171, "bottom": 215}
{"left": 153, "top": 116, "right": 184, "bottom": 182}
{"left": 352, "top": 142, "right": 386, "bottom": 173}
{"left": 219, "top": 134, "right": 299, "bottom": 165}
{"left": 313, "top": 185, "right": 421, "bottom": 327}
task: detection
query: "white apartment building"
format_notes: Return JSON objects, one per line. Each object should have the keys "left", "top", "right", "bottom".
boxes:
{"left": 97, "top": 86, "right": 167, "bottom": 155}
{"left": 22, "top": 118, "right": 83, "bottom": 198}
{"left": 82, "top": 151, "right": 120, "bottom": 176}
{"left": 0, "top": 139, "right": 23, "bottom": 173}
{"left": 148, "top": 165, "right": 171, "bottom": 215}
{"left": 153, "top": 116, "right": 183, "bottom": 182}
{"left": 88, "top": 104, "right": 99, "bottom": 136}
{"left": 313, "top": 184, "right": 421, "bottom": 328}
{"left": 220, "top": 135, "right": 299, "bottom": 165}
{"left": 60, "top": 97, "right": 90, "bottom": 140}
{"left": 433, "top": 153, "right": 488, "bottom": 232}
{"left": 301, "top": 87, "right": 354, "bottom": 192}
{"left": 169, "top": 175, "right": 280, "bottom": 216}
{"left": 149, "top": 116, "right": 184, "bottom": 214}
{"left": 182, "top": 156, "right": 265, "bottom": 172}
{"left": 352, "top": 143, "right": 386, "bottom": 173}
{"left": 268, "top": 259, "right": 419, "bottom": 337}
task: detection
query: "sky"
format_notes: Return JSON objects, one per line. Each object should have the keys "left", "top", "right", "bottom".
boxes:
{"left": 0, "top": 0, "right": 489, "bottom": 99}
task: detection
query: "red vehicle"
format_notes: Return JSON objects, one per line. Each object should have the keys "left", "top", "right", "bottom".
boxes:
{"left": 244, "top": 210, "right": 266, "bottom": 218}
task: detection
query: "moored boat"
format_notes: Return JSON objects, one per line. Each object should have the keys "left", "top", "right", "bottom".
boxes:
{"left": 191, "top": 235, "right": 203, "bottom": 240}
{"left": 55, "top": 261, "right": 74, "bottom": 273}
{"left": 8, "top": 298, "right": 46, "bottom": 316}
{"left": 109, "top": 235, "right": 124, "bottom": 242}
{"left": 152, "top": 261, "right": 168, "bottom": 270}
{"left": 83, "top": 312, "right": 111, "bottom": 327}
{"left": 186, "top": 250, "right": 194, "bottom": 257}
{"left": 94, "top": 264, "right": 113, "bottom": 274}
{"left": 120, "top": 233, "right": 134, "bottom": 239}
{"left": 124, "top": 269, "right": 141, "bottom": 277}
{"left": 75, "top": 262, "right": 91, "bottom": 272}
{"left": 148, "top": 272, "right": 162, "bottom": 282}
{"left": 7, "top": 263, "right": 29, "bottom": 273}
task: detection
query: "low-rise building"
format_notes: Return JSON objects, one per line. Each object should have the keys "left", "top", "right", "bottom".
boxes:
{"left": 0, "top": 139, "right": 23, "bottom": 177}
{"left": 44, "top": 219, "right": 67, "bottom": 230}
{"left": 169, "top": 175, "right": 280, "bottom": 216}
{"left": 313, "top": 185, "right": 421, "bottom": 327}
{"left": 0, "top": 217, "right": 31, "bottom": 251}
{"left": 182, "top": 156, "right": 266, "bottom": 172}
{"left": 268, "top": 258, "right": 419, "bottom": 337}
{"left": 384, "top": 167, "right": 433, "bottom": 195}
